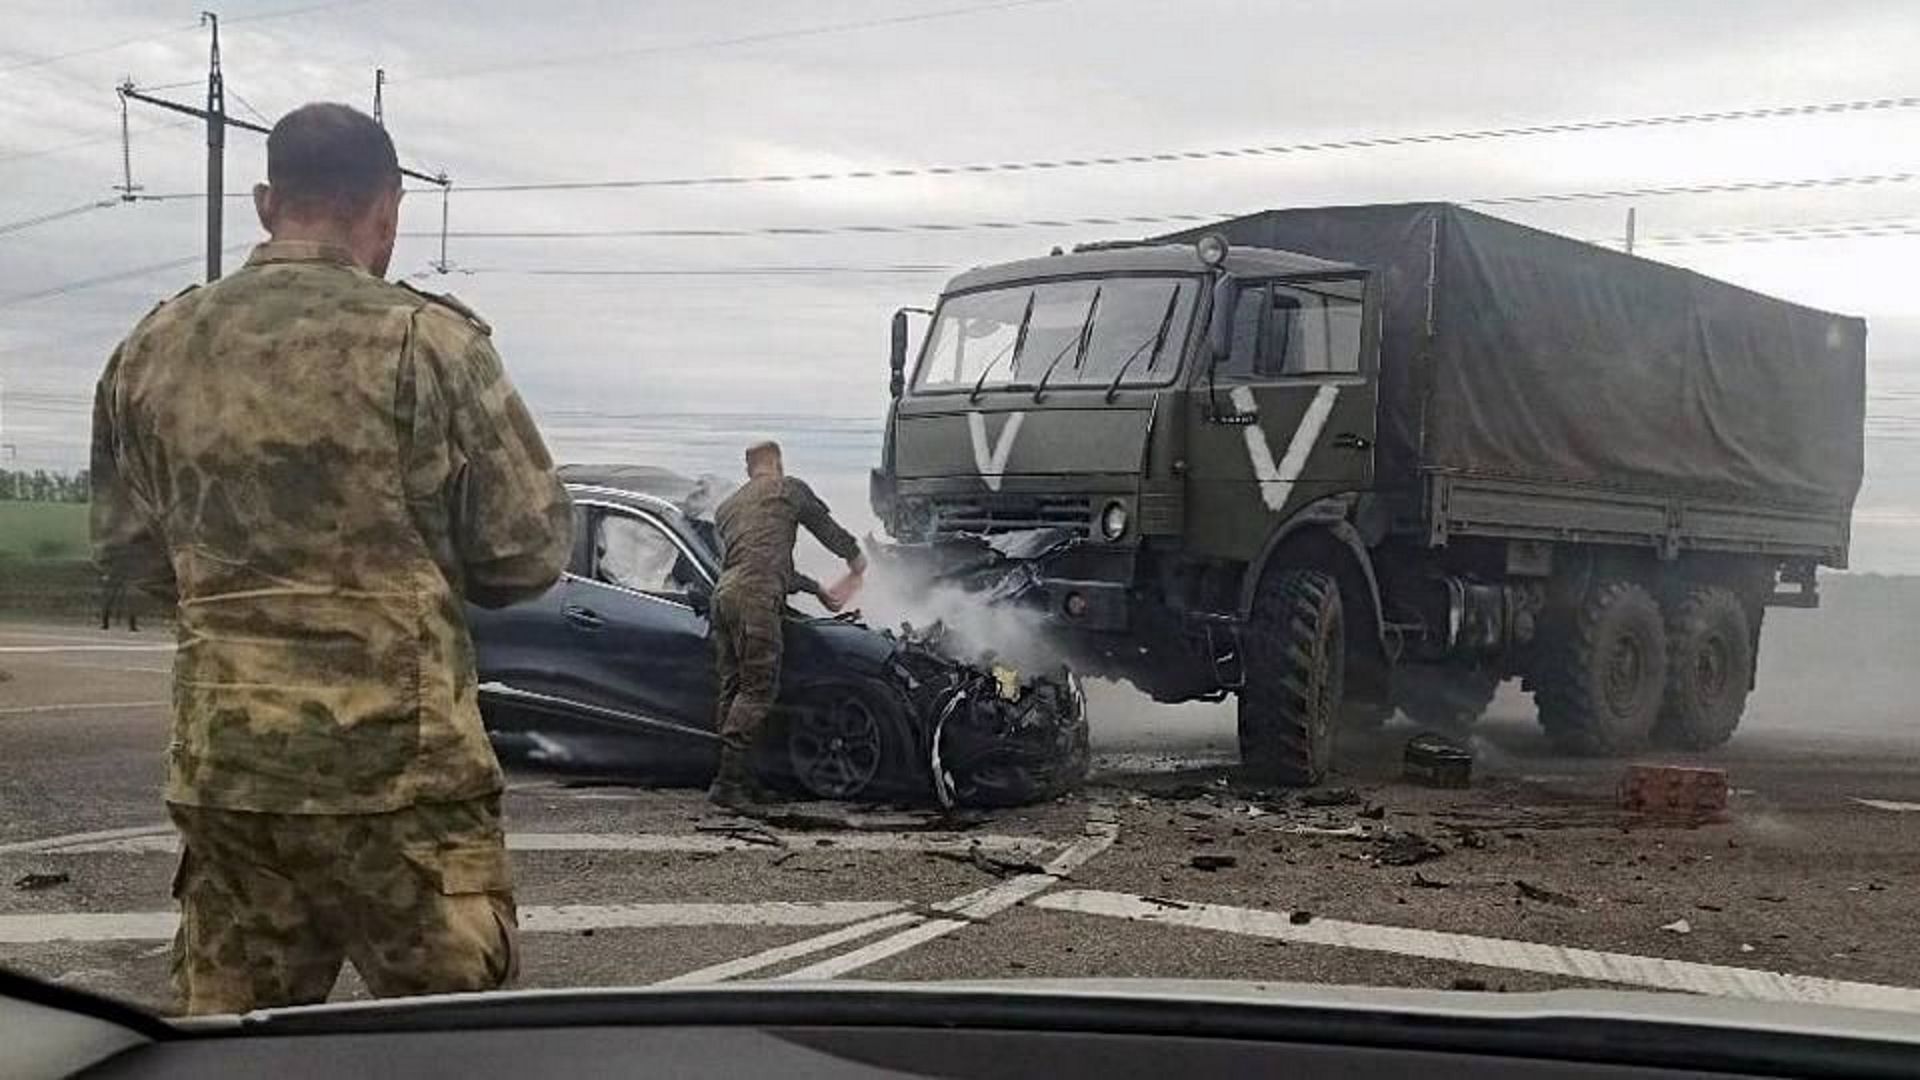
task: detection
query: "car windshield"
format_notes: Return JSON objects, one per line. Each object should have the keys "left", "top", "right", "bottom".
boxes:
{"left": 914, "top": 277, "right": 1198, "bottom": 391}
{"left": 5, "top": 0, "right": 1919, "bottom": 1051}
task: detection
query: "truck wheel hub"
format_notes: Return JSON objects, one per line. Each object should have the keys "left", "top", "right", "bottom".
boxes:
{"left": 1604, "top": 637, "right": 1645, "bottom": 712}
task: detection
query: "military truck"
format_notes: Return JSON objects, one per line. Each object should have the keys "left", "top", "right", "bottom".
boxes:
{"left": 868, "top": 203, "right": 1866, "bottom": 785}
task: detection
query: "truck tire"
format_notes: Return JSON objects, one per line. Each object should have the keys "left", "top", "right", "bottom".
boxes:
{"left": 1395, "top": 664, "right": 1499, "bottom": 733}
{"left": 1653, "top": 586, "right": 1752, "bottom": 750}
{"left": 1535, "top": 580, "right": 1667, "bottom": 756}
{"left": 1238, "top": 568, "right": 1343, "bottom": 786}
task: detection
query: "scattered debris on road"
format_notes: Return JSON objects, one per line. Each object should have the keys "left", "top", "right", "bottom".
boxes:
{"left": 1373, "top": 831, "right": 1445, "bottom": 867}
{"left": 1289, "top": 911, "right": 1314, "bottom": 925}
{"left": 928, "top": 848, "right": 1050, "bottom": 878}
{"left": 1299, "top": 787, "right": 1361, "bottom": 808}
{"left": 1405, "top": 733, "right": 1474, "bottom": 788}
{"left": 1411, "top": 872, "right": 1451, "bottom": 889}
{"left": 1189, "top": 854, "right": 1238, "bottom": 871}
{"left": 1141, "top": 895, "right": 1191, "bottom": 910}
{"left": 1514, "top": 880, "right": 1579, "bottom": 907}
{"left": 694, "top": 822, "right": 783, "bottom": 846}
{"left": 1661, "top": 918, "right": 1694, "bottom": 935}
{"left": 1619, "top": 764, "right": 1730, "bottom": 821}
{"left": 13, "top": 871, "right": 69, "bottom": 891}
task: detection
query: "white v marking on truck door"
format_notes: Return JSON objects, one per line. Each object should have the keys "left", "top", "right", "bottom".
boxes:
{"left": 968, "top": 410, "right": 1025, "bottom": 493}
{"left": 1230, "top": 385, "right": 1340, "bottom": 512}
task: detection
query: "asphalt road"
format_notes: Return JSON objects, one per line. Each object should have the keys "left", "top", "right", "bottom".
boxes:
{"left": 4, "top": 617, "right": 1919, "bottom": 1017}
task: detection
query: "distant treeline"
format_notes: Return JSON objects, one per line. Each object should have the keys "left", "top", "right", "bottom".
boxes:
{"left": 0, "top": 469, "right": 90, "bottom": 503}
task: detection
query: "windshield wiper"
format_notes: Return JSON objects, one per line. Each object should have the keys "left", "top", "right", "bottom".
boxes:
{"left": 1103, "top": 286, "right": 1182, "bottom": 403}
{"left": 970, "top": 292, "right": 1036, "bottom": 403}
{"left": 1033, "top": 287, "right": 1101, "bottom": 403}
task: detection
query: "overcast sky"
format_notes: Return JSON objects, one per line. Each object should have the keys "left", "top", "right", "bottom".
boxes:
{"left": 3, "top": 0, "right": 1918, "bottom": 564}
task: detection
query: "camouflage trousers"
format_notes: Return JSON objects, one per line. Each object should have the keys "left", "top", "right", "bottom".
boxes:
{"left": 712, "top": 582, "right": 784, "bottom": 753}
{"left": 166, "top": 796, "right": 517, "bottom": 1016}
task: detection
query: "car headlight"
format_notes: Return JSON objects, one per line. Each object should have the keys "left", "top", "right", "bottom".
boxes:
{"left": 1099, "top": 500, "right": 1129, "bottom": 540}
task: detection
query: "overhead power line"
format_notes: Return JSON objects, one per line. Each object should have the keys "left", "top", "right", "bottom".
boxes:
{"left": 0, "top": 243, "right": 249, "bottom": 311}
{"left": 400, "top": 170, "right": 1920, "bottom": 243}
{"left": 0, "top": 21, "right": 200, "bottom": 76}
{"left": 227, "top": 87, "right": 272, "bottom": 126}
{"left": 449, "top": 94, "right": 1920, "bottom": 194}
{"left": 1638, "top": 218, "right": 1920, "bottom": 246}
{"left": 437, "top": 219, "right": 1920, "bottom": 279}
{"left": 454, "top": 264, "right": 956, "bottom": 278}
{"left": 400, "top": 0, "right": 1067, "bottom": 83}
{"left": 0, "top": 198, "right": 122, "bottom": 239}
{"left": 15, "top": 211, "right": 1920, "bottom": 315}
{"left": 0, "top": 0, "right": 370, "bottom": 76}
{"left": 0, "top": 117, "right": 195, "bottom": 169}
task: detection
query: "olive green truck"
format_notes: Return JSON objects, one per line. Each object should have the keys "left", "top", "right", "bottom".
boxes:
{"left": 869, "top": 203, "right": 1866, "bottom": 785}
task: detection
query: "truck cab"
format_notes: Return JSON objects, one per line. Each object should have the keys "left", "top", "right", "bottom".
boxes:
{"left": 872, "top": 237, "right": 1387, "bottom": 782}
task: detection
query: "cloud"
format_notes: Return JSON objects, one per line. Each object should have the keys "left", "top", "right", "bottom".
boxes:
{"left": 3, "top": 0, "right": 1918, "bottom": 570}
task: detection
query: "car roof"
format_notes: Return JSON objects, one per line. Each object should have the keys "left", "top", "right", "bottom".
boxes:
{"left": 558, "top": 464, "right": 734, "bottom": 519}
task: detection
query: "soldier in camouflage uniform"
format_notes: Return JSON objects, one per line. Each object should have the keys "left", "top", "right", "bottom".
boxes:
{"left": 708, "top": 441, "right": 866, "bottom": 808}
{"left": 89, "top": 103, "right": 571, "bottom": 1015}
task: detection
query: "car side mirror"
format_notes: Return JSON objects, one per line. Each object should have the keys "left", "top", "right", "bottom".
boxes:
{"left": 1207, "top": 273, "right": 1238, "bottom": 363}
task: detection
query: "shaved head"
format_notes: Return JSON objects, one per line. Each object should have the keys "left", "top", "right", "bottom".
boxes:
{"left": 252, "top": 102, "right": 404, "bottom": 277}
{"left": 745, "top": 440, "right": 783, "bottom": 477}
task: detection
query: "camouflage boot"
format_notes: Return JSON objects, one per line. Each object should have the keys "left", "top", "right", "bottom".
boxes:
{"left": 706, "top": 748, "right": 771, "bottom": 811}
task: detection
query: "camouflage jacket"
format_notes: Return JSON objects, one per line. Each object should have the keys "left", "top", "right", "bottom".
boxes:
{"left": 91, "top": 240, "right": 572, "bottom": 814}
{"left": 713, "top": 475, "right": 860, "bottom": 599}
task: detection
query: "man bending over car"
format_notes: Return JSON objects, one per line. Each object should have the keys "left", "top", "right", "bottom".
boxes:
{"left": 707, "top": 440, "right": 866, "bottom": 809}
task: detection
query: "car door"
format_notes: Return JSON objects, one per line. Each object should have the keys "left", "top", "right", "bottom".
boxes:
{"left": 562, "top": 504, "right": 719, "bottom": 741}
{"left": 467, "top": 501, "right": 591, "bottom": 702}
{"left": 1184, "top": 273, "right": 1378, "bottom": 562}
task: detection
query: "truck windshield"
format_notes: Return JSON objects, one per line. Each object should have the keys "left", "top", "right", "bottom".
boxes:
{"left": 915, "top": 277, "right": 1198, "bottom": 392}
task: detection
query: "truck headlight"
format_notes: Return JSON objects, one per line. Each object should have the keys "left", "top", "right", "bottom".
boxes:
{"left": 1100, "top": 500, "right": 1129, "bottom": 540}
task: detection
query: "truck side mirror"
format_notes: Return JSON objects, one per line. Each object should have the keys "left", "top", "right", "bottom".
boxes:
{"left": 1207, "top": 274, "right": 1238, "bottom": 363}
{"left": 889, "top": 310, "right": 910, "bottom": 399}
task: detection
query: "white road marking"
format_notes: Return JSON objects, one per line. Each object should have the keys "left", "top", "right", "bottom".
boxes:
{"left": 0, "top": 902, "right": 905, "bottom": 945}
{"left": 0, "top": 630, "right": 147, "bottom": 645}
{"left": 30, "top": 830, "right": 1063, "bottom": 860}
{"left": 0, "top": 644, "right": 174, "bottom": 654}
{"left": 655, "top": 912, "right": 926, "bottom": 986}
{"left": 1851, "top": 798, "right": 1920, "bottom": 813}
{"left": 966, "top": 410, "right": 1025, "bottom": 493}
{"left": 1230, "top": 384, "right": 1339, "bottom": 512}
{"left": 0, "top": 700, "right": 168, "bottom": 716}
{"left": 1033, "top": 890, "right": 1920, "bottom": 1014}
{"left": 773, "top": 815, "right": 1120, "bottom": 981}
{"left": 0, "top": 824, "right": 173, "bottom": 856}
{"left": 34, "top": 660, "right": 174, "bottom": 674}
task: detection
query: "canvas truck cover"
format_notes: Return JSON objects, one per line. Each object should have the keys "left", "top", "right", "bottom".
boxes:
{"left": 1161, "top": 204, "right": 1866, "bottom": 517}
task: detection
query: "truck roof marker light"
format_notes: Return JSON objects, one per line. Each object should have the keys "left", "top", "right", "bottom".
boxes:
{"left": 1196, "top": 233, "right": 1230, "bottom": 269}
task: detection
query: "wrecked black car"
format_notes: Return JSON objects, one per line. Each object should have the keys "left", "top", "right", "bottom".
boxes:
{"left": 467, "top": 465, "right": 1089, "bottom": 808}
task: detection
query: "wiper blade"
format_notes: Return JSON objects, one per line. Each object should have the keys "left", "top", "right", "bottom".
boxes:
{"left": 1104, "top": 286, "right": 1182, "bottom": 402}
{"left": 971, "top": 291, "right": 1035, "bottom": 403}
{"left": 1033, "top": 287, "right": 1101, "bottom": 403}
{"left": 967, "top": 339, "right": 1018, "bottom": 403}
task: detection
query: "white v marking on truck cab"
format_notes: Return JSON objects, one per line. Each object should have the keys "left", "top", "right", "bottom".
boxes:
{"left": 1230, "top": 384, "right": 1340, "bottom": 512}
{"left": 968, "top": 410, "right": 1026, "bottom": 493}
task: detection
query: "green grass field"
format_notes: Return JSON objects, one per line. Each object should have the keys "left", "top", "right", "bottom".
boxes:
{"left": 0, "top": 501, "right": 89, "bottom": 559}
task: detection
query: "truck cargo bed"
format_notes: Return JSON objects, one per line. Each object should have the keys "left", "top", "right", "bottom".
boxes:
{"left": 1164, "top": 204, "right": 1866, "bottom": 566}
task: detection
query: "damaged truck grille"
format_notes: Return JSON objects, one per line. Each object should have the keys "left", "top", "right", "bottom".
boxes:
{"left": 931, "top": 494, "right": 1092, "bottom": 538}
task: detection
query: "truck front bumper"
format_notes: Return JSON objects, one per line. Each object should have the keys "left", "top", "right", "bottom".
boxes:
{"left": 875, "top": 535, "right": 1138, "bottom": 634}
